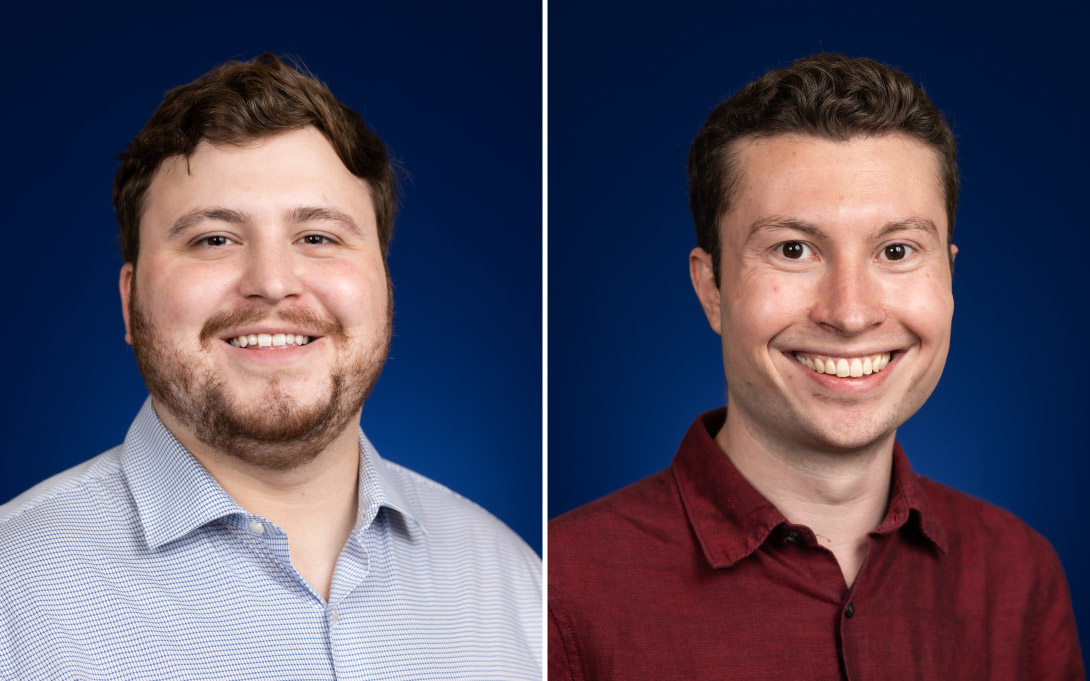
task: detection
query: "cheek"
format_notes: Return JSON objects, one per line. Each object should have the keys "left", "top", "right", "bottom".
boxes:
{"left": 309, "top": 259, "right": 389, "bottom": 320}
{"left": 139, "top": 266, "right": 230, "bottom": 329}
{"left": 723, "top": 270, "right": 811, "bottom": 345}
{"left": 883, "top": 274, "right": 954, "bottom": 344}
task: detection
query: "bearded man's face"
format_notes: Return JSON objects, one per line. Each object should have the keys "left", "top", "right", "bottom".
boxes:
{"left": 120, "top": 128, "right": 392, "bottom": 468}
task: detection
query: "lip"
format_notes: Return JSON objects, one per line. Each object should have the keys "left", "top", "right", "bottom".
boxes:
{"left": 784, "top": 349, "right": 903, "bottom": 395}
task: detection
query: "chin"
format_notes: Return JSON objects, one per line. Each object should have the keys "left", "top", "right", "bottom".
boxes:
{"left": 794, "top": 409, "right": 901, "bottom": 453}
{"left": 811, "top": 430, "right": 892, "bottom": 453}
{"left": 182, "top": 373, "right": 367, "bottom": 470}
{"left": 227, "top": 381, "right": 326, "bottom": 415}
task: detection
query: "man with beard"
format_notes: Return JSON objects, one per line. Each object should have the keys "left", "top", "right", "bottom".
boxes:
{"left": 0, "top": 55, "right": 540, "bottom": 680}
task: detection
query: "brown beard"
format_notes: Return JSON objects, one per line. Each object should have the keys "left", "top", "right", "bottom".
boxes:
{"left": 128, "top": 281, "right": 392, "bottom": 471}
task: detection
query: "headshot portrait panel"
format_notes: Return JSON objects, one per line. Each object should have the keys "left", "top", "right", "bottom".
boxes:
{"left": 2, "top": 0, "right": 542, "bottom": 555}
{"left": 0, "top": 5, "right": 543, "bottom": 677}
{"left": 548, "top": 0, "right": 1088, "bottom": 670}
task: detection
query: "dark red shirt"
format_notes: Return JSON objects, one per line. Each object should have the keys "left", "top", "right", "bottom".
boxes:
{"left": 549, "top": 410, "right": 1084, "bottom": 680}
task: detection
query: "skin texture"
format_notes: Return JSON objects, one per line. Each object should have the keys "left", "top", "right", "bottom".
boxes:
{"left": 119, "top": 127, "right": 392, "bottom": 600}
{"left": 689, "top": 133, "right": 957, "bottom": 585}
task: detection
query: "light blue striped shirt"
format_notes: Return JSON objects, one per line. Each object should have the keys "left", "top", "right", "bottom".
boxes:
{"left": 0, "top": 399, "right": 541, "bottom": 680}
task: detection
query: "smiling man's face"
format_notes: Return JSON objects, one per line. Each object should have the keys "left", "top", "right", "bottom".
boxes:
{"left": 120, "top": 127, "right": 392, "bottom": 468}
{"left": 691, "top": 133, "right": 955, "bottom": 452}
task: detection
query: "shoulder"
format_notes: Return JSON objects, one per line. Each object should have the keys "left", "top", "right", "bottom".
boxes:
{"left": 0, "top": 446, "right": 138, "bottom": 598}
{"left": 548, "top": 467, "right": 704, "bottom": 676}
{"left": 914, "top": 475, "right": 1069, "bottom": 594}
{"left": 381, "top": 457, "right": 540, "bottom": 569}
{"left": 0, "top": 446, "right": 128, "bottom": 532}
{"left": 551, "top": 467, "right": 679, "bottom": 534}
{"left": 549, "top": 467, "right": 681, "bottom": 568}
{"left": 915, "top": 476, "right": 1082, "bottom": 674}
{"left": 378, "top": 457, "right": 542, "bottom": 663}
{"left": 917, "top": 475, "right": 1058, "bottom": 557}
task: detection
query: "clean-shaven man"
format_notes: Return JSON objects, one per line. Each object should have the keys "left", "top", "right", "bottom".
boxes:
{"left": 549, "top": 54, "right": 1082, "bottom": 680}
{"left": 0, "top": 55, "right": 540, "bottom": 680}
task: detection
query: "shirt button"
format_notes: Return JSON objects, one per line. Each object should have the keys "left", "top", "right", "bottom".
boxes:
{"left": 331, "top": 608, "right": 340, "bottom": 625}
{"left": 248, "top": 519, "right": 265, "bottom": 535}
{"left": 784, "top": 530, "right": 801, "bottom": 544}
{"left": 845, "top": 602, "right": 856, "bottom": 619}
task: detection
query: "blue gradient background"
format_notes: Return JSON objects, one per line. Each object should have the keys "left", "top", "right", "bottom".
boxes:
{"left": 1, "top": 2, "right": 541, "bottom": 555}
{"left": 548, "top": 2, "right": 1088, "bottom": 653}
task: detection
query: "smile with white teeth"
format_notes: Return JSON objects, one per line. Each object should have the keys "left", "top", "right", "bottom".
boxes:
{"left": 793, "top": 352, "right": 892, "bottom": 378}
{"left": 227, "top": 333, "right": 312, "bottom": 348}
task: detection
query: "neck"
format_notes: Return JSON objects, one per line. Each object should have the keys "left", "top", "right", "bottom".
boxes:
{"left": 716, "top": 407, "right": 894, "bottom": 587}
{"left": 153, "top": 400, "right": 361, "bottom": 601}
{"left": 155, "top": 400, "right": 361, "bottom": 519}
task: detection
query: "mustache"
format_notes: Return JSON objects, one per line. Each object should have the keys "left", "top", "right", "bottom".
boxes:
{"left": 199, "top": 305, "right": 344, "bottom": 344}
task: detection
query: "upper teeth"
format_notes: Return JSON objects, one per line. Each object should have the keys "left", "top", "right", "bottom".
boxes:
{"left": 228, "top": 333, "right": 311, "bottom": 348}
{"left": 793, "top": 352, "right": 891, "bottom": 378}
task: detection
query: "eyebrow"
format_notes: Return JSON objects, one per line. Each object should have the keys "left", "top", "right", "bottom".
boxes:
{"left": 745, "top": 215, "right": 941, "bottom": 244}
{"left": 168, "top": 207, "right": 248, "bottom": 240}
{"left": 745, "top": 217, "right": 826, "bottom": 243}
{"left": 871, "top": 217, "right": 940, "bottom": 241}
{"left": 167, "top": 205, "right": 363, "bottom": 240}
{"left": 287, "top": 206, "right": 362, "bottom": 236}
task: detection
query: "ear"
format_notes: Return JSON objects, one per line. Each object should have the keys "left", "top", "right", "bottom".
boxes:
{"left": 689, "top": 247, "right": 722, "bottom": 335}
{"left": 949, "top": 244, "right": 958, "bottom": 261}
{"left": 120, "top": 263, "right": 134, "bottom": 346}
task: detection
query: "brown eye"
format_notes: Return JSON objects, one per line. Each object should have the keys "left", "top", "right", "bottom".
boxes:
{"left": 203, "top": 235, "right": 229, "bottom": 247}
{"left": 301, "top": 235, "right": 330, "bottom": 245}
{"left": 884, "top": 244, "right": 907, "bottom": 260}
{"left": 781, "top": 241, "right": 805, "bottom": 259}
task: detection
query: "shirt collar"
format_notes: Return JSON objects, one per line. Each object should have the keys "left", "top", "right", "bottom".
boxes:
{"left": 672, "top": 408, "right": 947, "bottom": 569}
{"left": 121, "top": 397, "right": 426, "bottom": 550}
{"left": 121, "top": 399, "right": 244, "bottom": 550}
{"left": 356, "top": 431, "right": 427, "bottom": 536}
{"left": 880, "top": 439, "right": 948, "bottom": 553}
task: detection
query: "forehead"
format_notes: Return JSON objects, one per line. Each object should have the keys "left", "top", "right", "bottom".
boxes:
{"left": 142, "top": 127, "right": 376, "bottom": 233}
{"left": 725, "top": 133, "right": 947, "bottom": 240}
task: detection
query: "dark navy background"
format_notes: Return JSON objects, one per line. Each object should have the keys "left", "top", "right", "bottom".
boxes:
{"left": 548, "top": 2, "right": 1088, "bottom": 653}
{"left": 1, "top": 2, "right": 541, "bottom": 555}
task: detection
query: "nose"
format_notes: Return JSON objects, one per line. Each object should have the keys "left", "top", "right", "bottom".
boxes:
{"left": 238, "top": 239, "right": 303, "bottom": 302}
{"left": 810, "top": 261, "right": 885, "bottom": 335}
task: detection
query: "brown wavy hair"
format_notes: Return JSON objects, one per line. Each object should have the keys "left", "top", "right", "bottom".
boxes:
{"left": 113, "top": 53, "right": 397, "bottom": 265}
{"left": 688, "top": 53, "right": 958, "bottom": 284}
